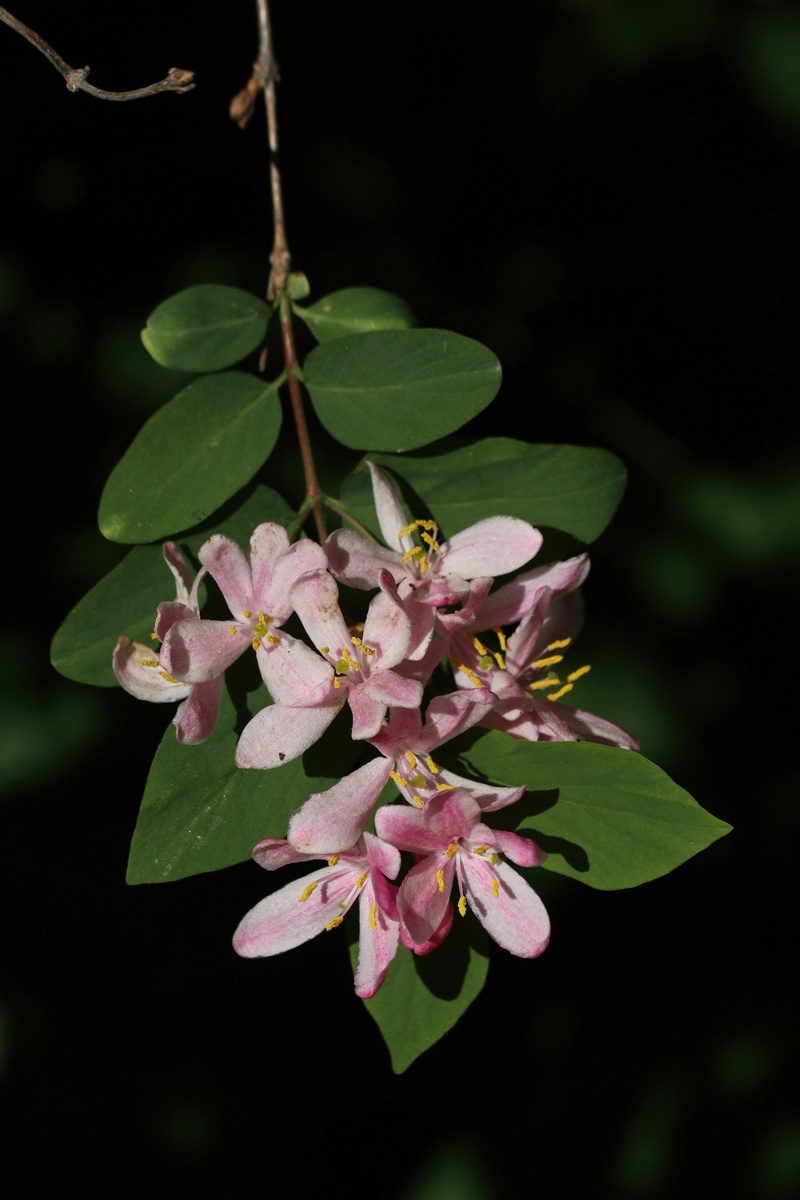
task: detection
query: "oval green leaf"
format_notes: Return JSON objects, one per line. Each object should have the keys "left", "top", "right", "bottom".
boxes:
{"left": 51, "top": 484, "right": 294, "bottom": 687}
{"left": 297, "top": 287, "right": 415, "bottom": 343}
{"left": 354, "top": 917, "right": 489, "bottom": 1073}
{"left": 440, "top": 731, "right": 732, "bottom": 890}
{"left": 339, "top": 438, "right": 627, "bottom": 543}
{"left": 141, "top": 285, "right": 270, "bottom": 371}
{"left": 127, "top": 689, "right": 360, "bottom": 883}
{"left": 304, "top": 329, "right": 501, "bottom": 451}
{"left": 99, "top": 372, "right": 282, "bottom": 543}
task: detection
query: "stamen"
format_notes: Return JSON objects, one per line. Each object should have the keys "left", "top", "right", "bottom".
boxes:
{"left": 436, "top": 868, "right": 446, "bottom": 893}
{"left": 350, "top": 635, "right": 375, "bottom": 656}
{"left": 325, "top": 916, "right": 343, "bottom": 931}
{"left": 150, "top": 632, "right": 159, "bottom": 641}
{"left": 299, "top": 882, "right": 318, "bottom": 903}
{"left": 242, "top": 610, "right": 252, "bottom": 618}
{"left": 547, "top": 683, "right": 574, "bottom": 701}
{"left": 566, "top": 664, "right": 591, "bottom": 683}
{"left": 402, "top": 545, "right": 425, "bottom": 565}
{"left": 445, "top": 843, "right": 458, "bottom": 859}
{"left": 229, "top": 625, "right": 238, "bottom": 636}
{"left": 405, "top": 750, "right": 417, "bottom": 769}
{"left": 251, "top": 637, "right": 262, "bottom": 651}
{"left": 547, "top": 637, "right": 571, "bottom": 651}
{"left": 266, "top": 634, "right": 281, "bottom": 645}
{"left": 411, "top": 795, "right": 424, "bottom": 809}
{"left": 421, "top": 531, "right": 440, "bottom": 552}
{"left": 356, "top": 870, "right": 369, "bottom": 889}
{"left": 158, "top": 670, "right": 181, "bottom": 684}
{"left": 451, "top": 659, "right": 483, "bottom": 688}
{"left": 435, "top": 781, "right": 454, "bottom": 792}
{"left": 390, "top": 770, "right": 409, "bottom": 788}
{"left": 491, "top": 879, "right": 499, "bottom": 899}
{"left": 458, "top": 895, "right": 467, "bottom": 917}
{"left": 530, "top": 654, "right": 564, "bottom": 671}
{"left": 369, "top": 904, "right": 378, "bottom": 931}
{"left": 425, "top": 755, "right": 440, "bottom": 774}
{"left": 493, "top": 651, "right": 506, "bottom": 670}
{"left": 137, "top": 658, "right": 160, "bottom": 668}
{"left": 258, "top": 613, "right": 269, "bottom": 624}
{"left": 328, "top": 855, "right": 340, "bottom": 866}
{"left": 473, "top": 844, "right": 489, "bottom": 855}
{"left": 332, "top": 677, "right": 342, "bottom": 689}
{"left": 470, "top": 634, "right": 489, "bottom": 656}
{"left": 320, "top": 645, "right": 330, "bottom": 654}
{"left": 492, "top": 626, "right": 508, "bottom": 651}
{"left": 530, "top": 673, "right": 561, "bottom": 691}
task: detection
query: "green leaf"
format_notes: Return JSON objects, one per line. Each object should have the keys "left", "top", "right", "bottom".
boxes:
{"left": 127, "top": 688, "right": 360, "bottom": 883}
{"left": 440, "top": 731, "right": 731, "bottom": 890}
{"left": 340, "top": 438, "right": 627, "bottom": 542}
{"left": 304, "top": 330, "right": 501, "bottom": 451}
{"left": 296, "top": 287, "right": 415, "bottom": 343}
{"left": 141, "top": 285, "right": 269, "bottom": 371}
{"left": 98, "top": 372, "right": 283, "bottom": 543}
{"left": 51, "top": 485, "right": 294, "bottom": 687}
{"left": 355, "top": 916, "right": 489, "bottom": 1073}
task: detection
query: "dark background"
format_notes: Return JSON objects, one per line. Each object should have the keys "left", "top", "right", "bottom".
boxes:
{"left": 2, "top": 2, "right": 798, "bottom": 1195}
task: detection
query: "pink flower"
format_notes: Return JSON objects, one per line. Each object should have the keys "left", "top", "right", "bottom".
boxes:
{"left": 113, "top": 541, "right": 223, "bottom": 744}
{"left": 326, "top": 463, "right": 543, "bottom": 655}
{"left": 233, "top": 832, "right": 401, "bottom": 998}
{"left": 287, "top": 687, "right": 523, "bottom": 855}
{"left": 160, "top": 523, "right": 327, "bottom": 696}
{"left": 235, "top": 569, "right": 423, "bottom": 769}
{"left": 375, "top": 789, "right": 550, "bottom": 958}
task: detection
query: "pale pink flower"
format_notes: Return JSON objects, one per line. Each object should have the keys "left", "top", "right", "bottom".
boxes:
{"left": 375, "top": 789, "right": 550, "bottom": 958}
{"left": 113, "top": 541, "right": 223, "bottom": 744}
{"left": 235, "top": 569, "right": 423, "bottom": 769}
{"left": 233, "top": 832, "right": 401, "bottom": 998}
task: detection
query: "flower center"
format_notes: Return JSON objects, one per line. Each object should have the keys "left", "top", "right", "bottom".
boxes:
{"left": 398, "top": 519, "right": 440, "bottom": 578}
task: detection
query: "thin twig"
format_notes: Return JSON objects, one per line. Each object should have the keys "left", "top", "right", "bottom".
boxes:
{"left": 0, "top": 6, "right": 194, "bottom": 99}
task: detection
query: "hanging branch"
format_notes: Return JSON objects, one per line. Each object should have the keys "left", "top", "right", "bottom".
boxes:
{"left": 0, "top": 6, "right": 194, "bottom": 99}
{"left": 232, "top": 0, "right": 327, "bottom": 543}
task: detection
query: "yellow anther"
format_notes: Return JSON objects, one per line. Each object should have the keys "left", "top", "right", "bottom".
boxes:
{"left": 251, "top": 637, "right": 262, "bottom": 651}
{"left": 369, "top": 904, "right": 378, "bottom": 931}
{"left": 158, "top": 670, "right": 181, "bottom": 684}
{"left": 390, "top": 770, "right": 408, "bottom": 788}
{"left": 266, "top": 635, "right": 281, "bottom": 645}
{"left": 547, "top": 637, "right": 572, "bottom": 651}
{"left": 402, "top": 545, "right": 425, "bottom": 565}
{"left": 547, "top": 683, "right": 574, "bottom": 701}
{"left": 451, "top": 659, "right": 483, "bottom": 688}
{"left": 229, "top": 625, "right": 238, "bottom": 636}
{"left": 242, "top": 610, "right": 252, "bottom": 618}
{"left": 299, "top": 882, "right": 318, "bottom": 903}
{"left": 150, "top": 632, "right": 159, "bottom": 641}
{"left": 470, "top": 634, "right": 488, "bottom": 656}
{"left": 566, "top": 664, "right": 591, "bottom": 683}
{"left": 419, "top": 555, "right": 429, "bottom": 575}
{"left": 356, "top": 871, "right": 369, "bottom": 889}
{"left": 320, "top": 645, "right": 329, "bottom": 655}
{"left": 530, "top": 654, "right": 564, "bottom": 671}
{"left": 137, "top": 658, "right": 160, "bottom": 668}
{"left": 405, "top": 750, "right": 417, "bottom": 769}
{"left": 445, "top": 842, "right": 458, "bottom": 858}
{"left": 350, "top": 636, "right": 375, "bottom": 656}
{"left": 491, "top": 879, "right": 500, "bottom": 899}
{"left": 458, "top": 895, "right": 467, "bottom": 917}
{"left": 492, "top": 626, "right": 508, "bottom": 651}
{"left": 435, "top": 781, "right": 454, "bottom": 792}
{"left": 416, "top": 519, "right": 438, "bottom": 532}
{"left": 530, "top": 674, "right": 561, "bottom": 691}
{"left": 259, "top": 613, "right": 269, "bottom": 625}
{"left": 437, "top": 868, "right": 446, "bottom": 893}
{"left": 328, "top": 855, "right": 340, "bottom": 866}
{"left": 473, "top": 844, "right": 489, "bottom": 855}
{"left": 425, "top": 755, "right": 440, "bottom": 774}
{"left": 398, "top": 521, "right": 417, "bottom": 539}
{"left": 332, "top": 677, "right": 342, "bottom": 688}
{"left": 325, "top": 916, "right": 344, "bottom": 931}
{"left": 493, "top": 651, "right": 506, "bottom": 670}
{"left": 411, "top": 795, "right": 424, "bottom": 809}
{"left": 420, "top": 530, "right": 440, "bottom": 552}
{"left": 342, "top": 647, "right": 359, "bottom": 667}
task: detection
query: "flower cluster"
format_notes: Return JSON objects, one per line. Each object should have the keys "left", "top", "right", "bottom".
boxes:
{"left": 115, "top": 464, "right": 636, "bottom": 997}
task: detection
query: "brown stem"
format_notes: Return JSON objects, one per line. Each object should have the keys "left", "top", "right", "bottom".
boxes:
{"left": 279, "top": 297, "right": 327, "bottom": 542}
{"left": 0, "top": 7, "right": 194, "bottom": 99}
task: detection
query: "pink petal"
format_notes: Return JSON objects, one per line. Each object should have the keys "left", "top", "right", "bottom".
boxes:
{"left": 362, "top": 572, "right": 412, "bottom": 668}
{"left": 162, "top": 541, "right": 193, "bottom": 604}
{"left": 266, "top": 537, "right": 328, "bottom": 620}
{"left": 173, "top": 675, "right": 224, "bottom": 744}
{"left": 399, "top": 902, "right": 454, "bottom": 954}
{"left": 235, "top": 700, "right": 343, "bottom": 769}
{"left": 547, "top": 704, "right": 639, "bottom": 750}
{"left": 353, "top": 879, "right": 401, "bottom": 998}
{"left": 488, "top": 827, "right": 547, "bottom": 868}
{"left": 397, "top": 856, "right": 454, "bottom": 945}
{"left": 161, "top": 618, "right": 246, "bottom": 683}
{"left": 437, "top": 517, "right": 542, "bottom": 579}
{"left": 154, "top": 600, "right": 195, "bottom": 643}
{"left": 291, "top": 570, "right": 351, "bottom": 655}
{"left": 462, "top": 858, "right": 550, "bottom": 958}
{"left": 367, "top": 461, "right": 414, "bottom": 555}
{"left": 474, "top": 554, "right": 590, "bottom": 629}
{"left": 232, "top": 864, "right": 353, "bottom": 957}
{"left": 436, "top": 767, "right": 525, "bottom": 813}
{"left": 288, "top": 758, "right": 393, "bottom": 855}
{"left": 325, "top": 530, "right": 406, "bottom": 590}
{"left": 199, "top": 534, "right": 254, "bottom": 616}
{"left": 113, "top": 636, "right": 190, "bottom": 702}
{"left": 247, "top": 522, "right": 290, "bottom": 604}
{"left": 418, "top": 687, "right": 496, "bottom": 750}
{"left": 256, "top": 633, "right": 335, "bottom": 705}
